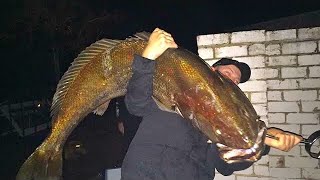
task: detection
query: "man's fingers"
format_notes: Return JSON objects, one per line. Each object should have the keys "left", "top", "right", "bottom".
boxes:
{"left": 294, "top": 135, "right": 303, "bottom": 145}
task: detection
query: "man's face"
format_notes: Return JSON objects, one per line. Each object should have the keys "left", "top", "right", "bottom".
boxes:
{"left": 211, "top": 65, "right": 241, "bottom": 85}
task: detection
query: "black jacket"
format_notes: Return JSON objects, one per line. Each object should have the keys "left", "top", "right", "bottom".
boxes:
{"left": 121, "top": 55, "right": 262, "bottom": 180}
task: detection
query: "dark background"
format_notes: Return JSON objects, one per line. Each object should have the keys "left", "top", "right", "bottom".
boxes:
{"left": 1, "top": 0, "right": 320, "bottom": 102}
{"left": 1, "top": 0, "right": 320, "bottom": 179}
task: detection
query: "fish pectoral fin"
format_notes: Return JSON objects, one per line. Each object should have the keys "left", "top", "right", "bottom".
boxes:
{"left": 93, "top": 100, "right": 110, "bottom": 116}
{"left": 152, "top": 96, "right": 176, "bottom": 114}
{"left": 174, "top": 106, "right": 184, "bottom": 118}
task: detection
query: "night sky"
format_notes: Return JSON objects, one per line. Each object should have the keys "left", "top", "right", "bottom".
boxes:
{"left": 1, "top": 0, "right": 320, "bottom": 102}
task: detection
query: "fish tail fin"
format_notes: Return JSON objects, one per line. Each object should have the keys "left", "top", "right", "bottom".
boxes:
{"left": 16, "top": 142, "right": 63, "bottom": 180}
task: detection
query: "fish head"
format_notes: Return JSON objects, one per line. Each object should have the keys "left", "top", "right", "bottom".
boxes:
{"left": 159, "top": 49, "right": 267, "bottom": 163}
{"left": 193, "top": 70, "right": 267, "bottom": 163}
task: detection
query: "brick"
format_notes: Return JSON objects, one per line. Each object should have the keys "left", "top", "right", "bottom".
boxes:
{"left": 268, "top": 113, "right": 285, "bottom": 123}
{"left": 267, "top": 91, "right": 282, "bottom": 101}
{"left": 283, "top": 90, "right": 317, "bottom": 101}
{"left": 298, "top": 79, "right": 320, "bottom": 88}
{"left": 197, "top": 33, "right": 230, "bottom": 46}
{"left": 266, "top": 29, "right": 296, "bottom": 41}
{"left": 251, "top": 92, "right": 267, "bottom": 103}
{"left": 253, "top": 104, "right": 267, "bottom": 116}
{"left": 269, "top": 156, "right": 285, "bottom": 168}
{"left": 309, "top": 66, "right": 320, "bottom": 77}
{"left": 239, "top": 80, "right": 267, "bottom": 92}
{"left": 215, "top": 45, "right": 247, "bottom": 58}
{"left": 212, "top": 33, "right": 230, "bottom": 45}
{"left": 269, "top": 145, "right": 300, "bottom": 156}
{"left": 301, "top": 101, "right": 320, "bottom": 112}
{"left": 249, "top": 43, "right": 265, "bottom": 55}
{"left": 268, "top": 102, "right": 299, "bottom": 112}
{"left": 302, "top": 168, "right": 320, "bottom": 179}
{"left": 254, "top": 165, "right": 270, "bottom": 176}
{"left": 267, "top": 79, "right": 299, "bottom": 90}
{"left": 281, "top": 67, "right": 307, "bottom": 78}
{"left": 298, "top": 54, "right": 320, "bottom": 66}
{"left": 287, "top": 113, "right": 319, "bottom": 124}
{"left": 198, "top": 47, "right": 213, "bottom": 59}
{"left": 251, "top": 68, "right": 279, "bottom": 80}
{"left": 235, "top": 56, "right": 266, "bottom": 68}
{"left": 282, "top": 41, "right": 317, "bottom": 54}
{"left": 196, "top": 34, "right": 213, "bottom": 46}
{"left": 298, "top": 27, "right": 320, "bottom": 39}
{"left": 286, "top": 156, "right": 318, "bottom": 168}
{"left": 302, "top": 124, "right": 320, "bottom": 136}
{"left": 266, "top": 44, "right": 281, "bottom": 55}
{"left": 231, "top": 30, "right": 265, "bottom": 43}
{"left": 268, "top": 56, "right": 297, "bottom": 66}
{"left": 237, "top": 177, "right": 269, "bottom": 180}
{"left": 269, "top": 168, "right": 301, "bottom": 178}
{"left": 256, "top": 154, "right": 269, "bottom": 165}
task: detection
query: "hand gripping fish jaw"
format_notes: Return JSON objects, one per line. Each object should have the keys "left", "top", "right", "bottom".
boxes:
{"left": 267, "top": 130, "right": 320, "bottom": 159}
{"left": 216, "top": 120, "right": 267, "bottom": 164}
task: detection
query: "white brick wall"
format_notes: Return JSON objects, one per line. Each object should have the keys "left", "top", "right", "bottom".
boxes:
{"left": 298, "top": 54, "right": 320, "bottom": 65}
{"left": 268, "top": 56, "right": 297, "bottom": 66}
{"left": 283, "top": 90, "right": 317, "bottom": 101}
{"left": 197, "top": 26, "right": 320, "bottom": 180}
{"left": 215, "top": 45, "right": 248, "bottom": 58}
{"left": 281, "top": 67, "right": 307, "bottom": 78}
{"left": 231, "top": 30, "right": 265, "bottom": 43}
{"left": 266, "top": 29, "right": 296, "bottom": 41}
{"left": 282, "top": 41, "right": 318, "bottom": 54}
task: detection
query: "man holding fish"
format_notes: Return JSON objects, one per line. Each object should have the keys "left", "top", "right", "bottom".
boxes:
{"left": 121, "top": 28, "right": 302, "bottom": 180}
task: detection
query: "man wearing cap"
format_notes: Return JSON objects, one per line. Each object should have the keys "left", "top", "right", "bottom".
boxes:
{"left": 211, "top": 58, "right": 251, "bottom": 84}
{"left": 121, "top": 28, "right": 301, "bottom": 180}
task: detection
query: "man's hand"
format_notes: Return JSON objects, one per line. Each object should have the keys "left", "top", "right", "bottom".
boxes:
{"left": 142, "top": 28, "right": 178, "bottom": 60}
{"left": 265, "top": 128, "right": 302, "bottom": 152}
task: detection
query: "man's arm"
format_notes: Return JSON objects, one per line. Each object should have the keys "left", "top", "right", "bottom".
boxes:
{"left": 125, "top": 28, "right": 178, "bottom": 117}
{"left": 124, "top": 55, "right": 157, "bottom": 116}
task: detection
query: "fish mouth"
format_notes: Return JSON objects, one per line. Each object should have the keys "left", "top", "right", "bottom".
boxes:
{"left": 216, "top": 120, "right": 267, "bottom": 163}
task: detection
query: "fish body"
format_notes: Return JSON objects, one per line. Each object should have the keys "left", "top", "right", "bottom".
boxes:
{"left": 16, "top": 32, "right": 266, "bottom": 180}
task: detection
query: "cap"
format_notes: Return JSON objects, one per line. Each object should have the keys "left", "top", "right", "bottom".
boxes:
{"left": 212, "top": 58, "right": 251, "bottom": 83}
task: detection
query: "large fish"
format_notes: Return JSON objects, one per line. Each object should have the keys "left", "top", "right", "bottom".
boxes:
{"left": 16, "top": 32, "right": 267, "bottom": 180}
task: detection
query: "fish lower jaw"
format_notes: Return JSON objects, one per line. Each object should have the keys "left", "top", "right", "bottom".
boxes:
{"left": 217, "top": 144, "right": 262, "bottom": 164}
{"left": 216, "top": 125, "right": 267, "bottom": 164}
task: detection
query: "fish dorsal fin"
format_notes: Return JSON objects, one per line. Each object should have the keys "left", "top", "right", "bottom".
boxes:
{"left": 174, "top": 106, "right": 184, "bottom": 118}
{"left": 133, "top": 32, "right": 151, "bottom": 41}
{"left": 93, "top": 100, "right": 111, "bottom": 116}
{"left": 50, "top": 38, "right": 123, "bottom": 118}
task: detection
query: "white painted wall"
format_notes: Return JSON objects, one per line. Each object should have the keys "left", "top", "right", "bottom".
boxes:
{"left": 197, "top": 27, "right": 320, "bottom": 180}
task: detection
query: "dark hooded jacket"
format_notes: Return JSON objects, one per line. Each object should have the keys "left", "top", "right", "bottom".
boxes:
{"left": 121, "top": 55, "right": 268, "bottom": 180}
